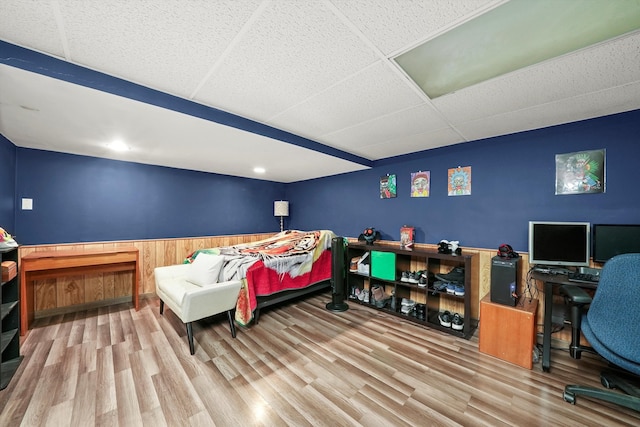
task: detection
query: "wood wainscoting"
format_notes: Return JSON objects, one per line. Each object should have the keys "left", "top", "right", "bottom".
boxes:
{"left": 19, "top": 234, "right": 585, "bottom": 345}
{"left": 18, "top": 233, "right": 273, "bottom": 320}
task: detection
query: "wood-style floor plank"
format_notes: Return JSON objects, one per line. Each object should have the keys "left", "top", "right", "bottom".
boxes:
{"left": 1, "top": 294, "right": 639, "bottom": 426}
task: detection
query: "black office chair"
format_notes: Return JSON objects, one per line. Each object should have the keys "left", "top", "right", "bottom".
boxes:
{"left": 560, "top": 253, "right": 640, "bottom": 412}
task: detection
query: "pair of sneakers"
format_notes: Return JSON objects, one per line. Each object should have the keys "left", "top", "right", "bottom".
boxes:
{"left": 438, "top": 310, "right": 464, "bottom": 330}
{"left": 400, "top": 271, "right": 419, "bottom": 283}
{"left": 445, "top": 283, "right": 465, "bottom": 296}
{"left": 400, "top": 298, "right": 415, "bottom": 314}
{"left": 400, "top": 270, "right": 430, "bottom": 287}
{"left": 355, "top": 288, "right": 369, "bottom": 303}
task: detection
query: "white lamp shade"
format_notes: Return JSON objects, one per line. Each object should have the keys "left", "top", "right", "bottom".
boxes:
{"left": 274, "top": 201, "right": 289, "bottom": 217}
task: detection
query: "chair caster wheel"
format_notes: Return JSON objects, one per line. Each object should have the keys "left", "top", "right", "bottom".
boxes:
{"left": 601, "top": 375, "right": 613, "bottom": 389}
{"left": 563, "top": 391, "right": 576, "bottom": 405}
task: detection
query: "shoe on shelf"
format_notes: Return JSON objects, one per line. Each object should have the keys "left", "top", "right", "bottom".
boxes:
{"left": 418, "top": 272, "right": 428, "bottom": 287}
{"left": 454, "top": 284, "right": 465, "bottom": 296}
{"left": 408, "top": 272, "right": 419, "bottom": 284}
{"left": 446, "top": 283, "right": 456, "bottom": 294}
{"left": 435, "top": 266, "right": 465, "bottom": 284}
{"left": 438, "top": 310, "right": 452, "bottom": 327}
{"left": 401, "top": 303, "right": 416, "bottom": 315}
{"left": 363, "top": 289, "right": 370, "bottom": 303}
{"left": 400, "top": 271, "right": 410, "bottom": 282}
{"left": 452, "top": 313, "right": 464, "bottom": 331}
{"left": 371, "top": 285, "right": 385, "bottom": 303}
{"left": 432, "top": 281, "right": 447, "bottom": 295}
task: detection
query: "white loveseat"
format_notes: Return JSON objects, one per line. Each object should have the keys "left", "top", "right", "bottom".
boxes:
{"left": 155, "top": 253, "right": 242, "bottom": 354}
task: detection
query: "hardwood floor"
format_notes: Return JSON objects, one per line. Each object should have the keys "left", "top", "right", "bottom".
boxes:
{"left": 1, "top": 293, "right": 638, "bottom": 426}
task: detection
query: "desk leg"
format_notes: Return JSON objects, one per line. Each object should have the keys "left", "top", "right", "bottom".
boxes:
{"left": 542, "top": 281, "right": 553, "bottom": 372}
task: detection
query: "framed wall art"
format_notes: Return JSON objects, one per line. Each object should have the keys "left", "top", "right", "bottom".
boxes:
{"left": 555, "top": 149, "right": 605, "bottom": 195}
{"left": 448, "top": 166, "right": 471, "bottom": 196}
{"left": 380, "top": 174, "right": 397, "bottom": 199}
{"left": 410, "top": 171, "right": 430, "bottom": 197}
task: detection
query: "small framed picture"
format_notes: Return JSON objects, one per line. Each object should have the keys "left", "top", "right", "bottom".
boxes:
{"left": 448, "top": 166, "right": 471, "bottom": 196}
{"left": 555, "top": 149, "right": 605, "bottom": 195}
{"left": 380, "top": 174, "right": 397, "bottom": 198}
{"left": 411, "top": 171, "right": 430, "bottom": 197}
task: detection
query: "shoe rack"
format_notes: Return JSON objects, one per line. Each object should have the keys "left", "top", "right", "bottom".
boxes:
{"left": 1, "top": 247, "right": 23, "bottom": 390}
{"left": 346, "top": 242, "right": 476, "bottom": 339}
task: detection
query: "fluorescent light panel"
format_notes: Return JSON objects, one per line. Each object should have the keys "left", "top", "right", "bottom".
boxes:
{"left": 394, "top": 0, "right": 640, "bottom": 99}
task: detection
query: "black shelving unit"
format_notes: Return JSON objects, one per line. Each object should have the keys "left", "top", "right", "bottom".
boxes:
{"left": 1, "top": 247, "right": 22, "bottom": 390}
{"left": 346, "top": 242, "right": 476, "bottom": 339}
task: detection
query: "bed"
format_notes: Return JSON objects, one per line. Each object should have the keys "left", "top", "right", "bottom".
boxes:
{"left": 186, "top": 229, "right": 335, "bottom": 325}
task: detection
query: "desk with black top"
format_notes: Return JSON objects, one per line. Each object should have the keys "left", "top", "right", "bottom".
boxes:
{"left": 532, "top": 271, "right": 598, "bottom": 372}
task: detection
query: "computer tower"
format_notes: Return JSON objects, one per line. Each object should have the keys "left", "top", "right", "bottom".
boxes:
{"left": 491, "top": 256, "right": 519, "bottom": 306}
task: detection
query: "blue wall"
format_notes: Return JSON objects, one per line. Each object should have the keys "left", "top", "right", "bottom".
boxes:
{"left": 7, "top": 110, "right": 640, "bottom": 249}
{"left": 15, "top": 148, "right": 285, "bottom": 244}
{"left": 287, "top": 110, "right": 640, "bottom": 253}
{"left": 0, "top": 135, "right": 16, "bottom": 233}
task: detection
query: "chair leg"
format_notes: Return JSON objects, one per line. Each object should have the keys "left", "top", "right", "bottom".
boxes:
{"left": 564, "top": 384, "right": 640, "bottom": 411}
{"left": 159, "top": 299, "right": 164, "bottom": 315}
{"left": 186, "top": 322, "right": 195, "bottom": 355}
{"left": 227, "top": 310, "right": 237, "bottom": 338}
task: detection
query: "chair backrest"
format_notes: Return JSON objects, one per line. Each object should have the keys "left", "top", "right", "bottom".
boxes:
{"left": 586, "top": 253, "right": 640, "bottom": 363}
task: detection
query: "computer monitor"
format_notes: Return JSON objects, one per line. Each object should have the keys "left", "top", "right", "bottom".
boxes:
{"left": 528, "top": 221, "right": 590, "bottom": 268}
{"left": 593, "top": 224, "right": 640, "bottom": 263}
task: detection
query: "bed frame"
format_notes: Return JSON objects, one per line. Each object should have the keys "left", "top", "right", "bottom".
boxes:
{"left": 253, "top": 279, "right": 331, "bottom": 324}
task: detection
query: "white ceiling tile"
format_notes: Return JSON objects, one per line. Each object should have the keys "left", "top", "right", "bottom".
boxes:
{"left": 0, "top": 65, "right": 367, "bottom": 183}
{"left": 457, "top": 83, "right": 640, "bottom": 142}
{"left": 194, "top": 0, "right": 380, "bottom": 123}
{"left": 357, "top": 127, "right": 465, "bottom": 160}
{"left": 321, "top": 104, "right": 451, "bottom": 153}
{"left": 0, "top": 0, "right": 66, "bottom": 57}
{"left": 267, "top": 60, "right": 426, "bottom": 138}
{"left": 332, "top": 0, "right": 499, "bottom": 55}
{"left": 2, "top": 1, "right": 640, "bottom": 182}
{"left": 56, "top": 0, "right": 263, "bottom": 98}
{"left": 434, "top": 31, "right": 640, "bottom": 124}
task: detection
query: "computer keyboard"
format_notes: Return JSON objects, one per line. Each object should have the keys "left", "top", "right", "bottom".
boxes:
{"left": 567, "top": 271, "right": 600, "bottom": 284}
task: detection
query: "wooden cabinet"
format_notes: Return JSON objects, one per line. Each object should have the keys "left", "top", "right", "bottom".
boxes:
{"left": 346, "top": 242, "right": 476, "bottom": 339}
{"left": 479, "top": 295, "right": 538, "bottom": 369}
{"left": 1, "top": 247, "right": 22, "bottom": 389}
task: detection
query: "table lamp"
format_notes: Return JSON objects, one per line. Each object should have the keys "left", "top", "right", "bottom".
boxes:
{"left": 274, "top": 201, "right": 289, "bottom": 232}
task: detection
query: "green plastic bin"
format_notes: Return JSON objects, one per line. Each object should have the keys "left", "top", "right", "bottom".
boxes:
{"left": 371, "top": 251, "right": 396, "bottom": 281}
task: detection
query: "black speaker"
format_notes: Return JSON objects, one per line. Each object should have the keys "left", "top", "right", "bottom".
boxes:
{"left": 326, "top": 236, "right": 349, "bottom": 312}
{"left": 490, "top": 256, "right": 519, "bottom": 306}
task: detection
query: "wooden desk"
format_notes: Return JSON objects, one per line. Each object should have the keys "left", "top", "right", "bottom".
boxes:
{"left": 20, "top": 247, "right": 139, "bottom": 335}
{"left": 479, "top": 296, "right": 538, "bottom": 369}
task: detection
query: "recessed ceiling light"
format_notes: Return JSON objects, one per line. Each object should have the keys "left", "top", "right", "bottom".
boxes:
{"left": 107, "top": 139, "right": 130, "bottom": 152}
{"left": 395, "top": 0, "right": 640, "bottom": 99}
{"left": 253, "top": 167, "right": 266, "bottom": 174}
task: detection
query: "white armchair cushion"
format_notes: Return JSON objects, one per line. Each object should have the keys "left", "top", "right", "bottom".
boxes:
{"left": 187, "top": 253, "right": 224, "bottom": 287}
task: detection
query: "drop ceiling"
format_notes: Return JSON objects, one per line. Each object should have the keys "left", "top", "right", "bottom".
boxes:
{"left": 1, "top": 0, "right": 639, "bottom": 183}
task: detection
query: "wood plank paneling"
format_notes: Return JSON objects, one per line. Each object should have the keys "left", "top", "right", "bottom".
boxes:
{"left": 18, "top": 233, "right": 273, "bottom": 317}
{"left": 17, "top": 234, "right": 580, "bottom": 345}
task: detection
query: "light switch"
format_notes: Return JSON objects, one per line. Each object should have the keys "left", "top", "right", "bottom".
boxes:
{"left": 21, "top": 198, "right": 33, "bottom": 210}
